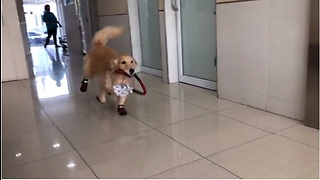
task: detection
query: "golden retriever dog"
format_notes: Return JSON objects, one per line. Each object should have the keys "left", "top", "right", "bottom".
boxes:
{"left": 80, "top": 26, "right": 137, "bottom": 115}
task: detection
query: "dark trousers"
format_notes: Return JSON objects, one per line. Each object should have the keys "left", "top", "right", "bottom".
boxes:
{"left": 45, "top": 28, "right": 58, "bottom": 46}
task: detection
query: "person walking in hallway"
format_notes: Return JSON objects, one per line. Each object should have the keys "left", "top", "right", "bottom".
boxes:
{"left": 42, "top": 4, "right": 62, "bottom": 48}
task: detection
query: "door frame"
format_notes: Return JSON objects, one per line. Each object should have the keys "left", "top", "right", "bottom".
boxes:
{"left": 175, "top": 0, "right": 217, "bottom": 90}
{"left": 127, "top": 0, "right": 167, "bottom": 80}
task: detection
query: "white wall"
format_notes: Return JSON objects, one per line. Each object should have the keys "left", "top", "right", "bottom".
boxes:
{"left": 2, "top": 0, "right": 29, "bottom": 82}
{"left": 96, "top": 0, "right": 132, "bottom": 55}
{"left": 217, "top": 0, "right": 311, "bottom": 120}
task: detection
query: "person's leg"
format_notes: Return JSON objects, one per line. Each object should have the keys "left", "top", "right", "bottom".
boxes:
{"left": 45, "top": 29, "right": 53, "bottom": 48}
{"left": 53, "top": 28, "right": 60, "bottom": 47}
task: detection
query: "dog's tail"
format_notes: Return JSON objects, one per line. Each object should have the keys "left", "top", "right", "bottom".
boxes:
{"left": 92, "top": 26, "right": 124, "bottom": 46}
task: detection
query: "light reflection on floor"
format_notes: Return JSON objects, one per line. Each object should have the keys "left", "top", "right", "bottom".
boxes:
{"left": 31, "top": 46, "right": 70, "bottom": 99}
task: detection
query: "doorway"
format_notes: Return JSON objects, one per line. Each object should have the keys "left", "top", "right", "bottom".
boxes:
{"left": 176, "top": 0, "right": 217, "bottom": 90}
{"left": 23, "top": 0, "right": 65, "bottom": 49}
{"left": 137, "top": 0, "right": 166, "bottom": 78}
{"left": 131, "top": 0, "right": 216, "bottom": 85}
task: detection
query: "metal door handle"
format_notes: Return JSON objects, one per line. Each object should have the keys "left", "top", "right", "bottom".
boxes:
{"left": 172, "top": 0, "right": 179, "bottom": 11}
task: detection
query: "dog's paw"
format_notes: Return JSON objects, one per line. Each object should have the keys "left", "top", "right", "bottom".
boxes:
{"left": 96, "top": 96, "right": 106, "bottom": 104}
{"left": 80, "top": 81, "right": 88, "bottom": 92}
{"left": 118, "top": 105, "right": 127, "bottom": 116}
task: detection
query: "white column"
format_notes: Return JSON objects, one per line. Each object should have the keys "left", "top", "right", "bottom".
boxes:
{"left": 164, "top": 0, "right": 179, "bottom": 83}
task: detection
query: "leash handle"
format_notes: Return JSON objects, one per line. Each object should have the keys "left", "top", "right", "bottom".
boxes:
{"left": 133, "top": 74, "right": 147, "bottom": 95}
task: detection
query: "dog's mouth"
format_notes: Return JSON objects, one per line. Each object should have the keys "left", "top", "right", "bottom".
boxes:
{"left": 115, "top": 69, "right": 135, "bottom": 78}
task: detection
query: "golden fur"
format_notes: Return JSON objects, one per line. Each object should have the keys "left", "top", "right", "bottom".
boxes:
{"left": 82, "top": 26, "right": 137, "bottom": 113}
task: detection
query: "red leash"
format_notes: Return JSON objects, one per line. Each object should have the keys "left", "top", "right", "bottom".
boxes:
{"left": 132, "top": 73, "right": 147, "bottom": 95}
{"left": 114, "top": 69, "right": 147, "bottom": 95}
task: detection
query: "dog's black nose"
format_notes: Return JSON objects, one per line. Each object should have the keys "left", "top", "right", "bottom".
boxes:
{"left": 129, "top": 68, "right": 135, "bottom": 74}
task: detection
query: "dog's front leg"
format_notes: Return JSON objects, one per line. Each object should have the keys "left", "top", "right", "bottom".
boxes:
{"left": 117, "top": 95, "right": 128, "bottom": 115}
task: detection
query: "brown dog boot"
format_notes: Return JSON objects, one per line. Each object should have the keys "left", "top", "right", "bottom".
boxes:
{"left": 80, "top": 79, "right": 88, "bottom": 92}
{"left": 118, "top": 105, "right": 127, "bottom": 116}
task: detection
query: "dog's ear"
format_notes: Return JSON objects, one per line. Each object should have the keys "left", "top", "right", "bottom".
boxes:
{"left": 111, "top": 58, "right": 119, "bottom": 69}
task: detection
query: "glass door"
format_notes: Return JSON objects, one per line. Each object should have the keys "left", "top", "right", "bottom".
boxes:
{"left": 177, "top": 0, "right": 217, "bottom": 90}
{"left": 138, "top": 0, "right": 162, "bottom": 77}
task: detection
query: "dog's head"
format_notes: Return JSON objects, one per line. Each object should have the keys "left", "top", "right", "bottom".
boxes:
{"left": 113, "top": 55, "right": 137, "bottom": 76}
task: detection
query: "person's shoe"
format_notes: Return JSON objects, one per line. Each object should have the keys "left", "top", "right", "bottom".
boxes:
{"left": 55, "top": 45, "right": 61, "bottom": 48}
{"left": 44, "top": 44, "right": 47, "bottom": 48}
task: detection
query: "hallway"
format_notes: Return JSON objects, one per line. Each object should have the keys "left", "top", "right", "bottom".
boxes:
{"left": 2, "top": 47, "right": 319, "bottom": 178}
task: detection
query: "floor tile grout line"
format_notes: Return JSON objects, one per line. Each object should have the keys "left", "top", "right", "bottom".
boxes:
{"left": 273, "top": 123, "right": 301, "bottom": 133}
{"left": 19, "top": 81, "right": 32, "bottom": 94}
{"left": 128, "top": 112, "right": 216, "bottom": 130}
{"left": 149, "top": 88, "right": 197, "bottom": 100}
{"left": 204, "top": 132, "right": 320, "bottom": 175}
{"left": 150, "top": 128, "right": 243, "bottom": 179}
{"left": 218, "top": 112, "right": 305, "bottom": 136}
{"left": 2, "top": 124, "right": 56, "bottom": 140}
{"left": 149, "top": 90, "right": 217, "bottom": 112}
{"left": 148, "top": 87, "right": 199, "bottom": 100}
{"left": 149, "top": 88, "right": 242, "bottom": 114}
{"left": 2, "top": 150, "right": 75, "bottom": 171}
{"left": 203, "top": 123, "right": 318, "bottom": 158}
{"left": 276, "top": 134, "right": 320, "bottom": 150}
{"left": 18, "top": 79, "right": 98, "bottom": 108}
{"left": 76, "top": 128, "right": 155, "bottom": 150}
{"left": 145, "top": 158, "right": 205, "bottom": 179}
{"left": 177, "top": 95, "right": 242, "bottom": 113}
{"left": 218, "top": 98, "right": 304, "bottom": 124}
{"left": 218, "top": 114, "right": 276, "bottom": 134}
{"left": 38, "top": 104, "right": 100, "bottom": 179}
{"left": 2, "top": 109, "right": 40, "bottom": 119}
{"left": 213, "top": 104, "right": 242, "bottom": 113}
{"left": 3, "top": 82, "right": 43, "bottom": 117}
{"left": 203, "top": 134, "right": 271, "bottom": 159}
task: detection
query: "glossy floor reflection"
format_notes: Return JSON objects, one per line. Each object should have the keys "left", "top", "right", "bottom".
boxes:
{"left": 2, "top": 46, "right": 319, "bottom": 179}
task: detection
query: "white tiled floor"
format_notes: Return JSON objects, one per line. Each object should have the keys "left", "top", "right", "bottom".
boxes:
{"left": 2, "top": 46, "right": 319, "bottom": 179}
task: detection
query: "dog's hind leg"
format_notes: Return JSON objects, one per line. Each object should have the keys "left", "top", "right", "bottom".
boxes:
{"left": 96, "top": 87, "right": 107, "bottom": 104}
{"left": 105, "top": 73, "right": 113, "bottom": 95}
{"left": 96, "top": 75, "right": 107, "bottom": 103}
{"left": 80, "top": 56, "right": 92, "bottom": 92}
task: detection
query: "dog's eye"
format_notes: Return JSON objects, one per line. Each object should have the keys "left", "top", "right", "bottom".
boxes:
{"left": 131, "top": 61, "right": 133, "bottom": 63}
{"left": 121, "top": 61, "right": 126, "bottom": 64}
